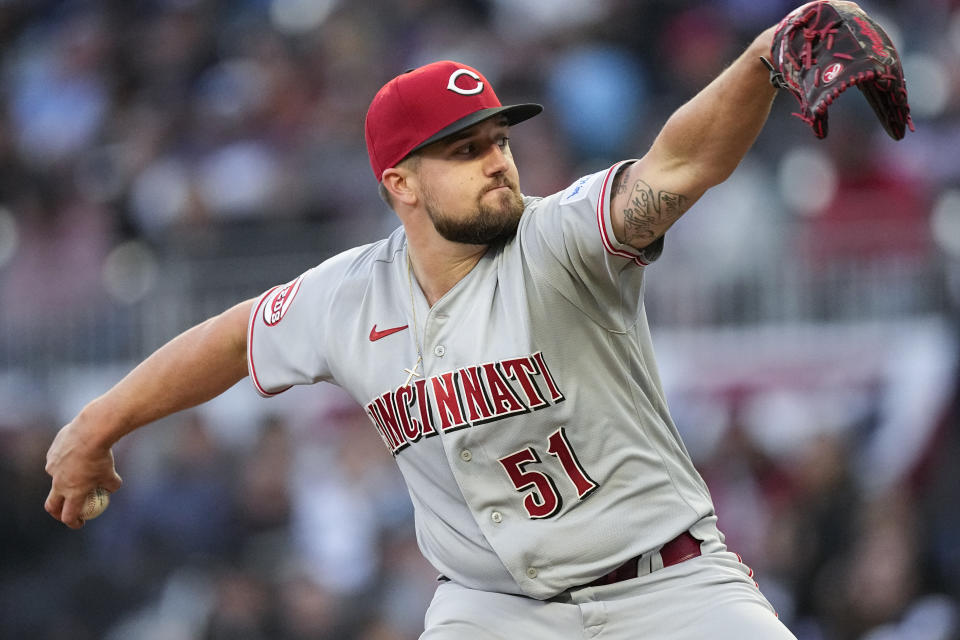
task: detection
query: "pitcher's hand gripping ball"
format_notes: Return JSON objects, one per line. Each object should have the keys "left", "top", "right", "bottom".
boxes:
{"left": 80, "top": 487, "right": 110, "bottom": 521}
{"left": 762, "top": 1, "right": 914, "bottom": 139}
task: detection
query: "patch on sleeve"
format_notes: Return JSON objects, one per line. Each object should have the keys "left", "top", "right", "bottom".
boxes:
{"left": 559, "top": 172, "right": 601, "bottom": 207}
{"left": 262, "top": 274, "right": 304, "bottom": 326}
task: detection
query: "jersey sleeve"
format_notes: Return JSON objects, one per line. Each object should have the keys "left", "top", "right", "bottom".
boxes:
{"left": 247, "top": 265, "right": 333, "bottom": 397}
{"left": 519, "top": 161, "right": 664, "bottom": 323}
{"left": 577, "top": 160, "right": 664, "bottom": 268}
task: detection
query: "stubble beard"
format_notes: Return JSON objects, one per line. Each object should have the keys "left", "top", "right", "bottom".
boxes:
{"left": 423, "top": 182, "right": 525, "bottom": 246}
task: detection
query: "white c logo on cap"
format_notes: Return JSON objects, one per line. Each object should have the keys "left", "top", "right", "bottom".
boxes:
{"left": 447, "top": 69, "right": 484, "bottom": 95}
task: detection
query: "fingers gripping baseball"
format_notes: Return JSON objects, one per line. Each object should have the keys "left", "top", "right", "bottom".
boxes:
{"left": 45, "top": 421, "right": 122, "bottom": 529}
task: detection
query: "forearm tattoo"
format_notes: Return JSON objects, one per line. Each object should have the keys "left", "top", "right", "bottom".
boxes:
{"left": 613, "top": 170, "right": 689, "bottom": 245}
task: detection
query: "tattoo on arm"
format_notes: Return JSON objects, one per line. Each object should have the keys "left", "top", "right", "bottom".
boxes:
{"left": 620, "top": 179, "right": 689, "bottom": 245}
{"left": 612, "top": 165, "right": 631, "bottom": 197}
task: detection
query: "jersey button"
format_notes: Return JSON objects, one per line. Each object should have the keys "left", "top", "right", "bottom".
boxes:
{"left": 526, "top": 568, "right": 538, "bottom": 579}
{"left": 491, "top": 511, "right": 503, "bottom": 524}
{"left": 460, "top": 449, "right": 472, "bottom": 462}
{"left": 433, "top": 345, "right": 446, "bottom": 357}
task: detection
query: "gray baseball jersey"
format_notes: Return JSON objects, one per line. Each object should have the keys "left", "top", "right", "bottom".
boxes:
{"left": 247, "top": 161, "right": 716, "bottom": 600}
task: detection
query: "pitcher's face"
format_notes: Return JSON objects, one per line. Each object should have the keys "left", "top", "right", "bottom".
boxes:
{"left": 415, "top": 117, "right": 524, "bottom": 245}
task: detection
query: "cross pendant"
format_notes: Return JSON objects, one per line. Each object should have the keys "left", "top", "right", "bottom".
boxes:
{"left": 403, "top": 355, "right": 423, "bottom": 387}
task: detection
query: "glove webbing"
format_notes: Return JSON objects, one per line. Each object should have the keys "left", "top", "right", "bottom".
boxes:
{"left": 797, "top": 4, "right": 842, "bottom": 71}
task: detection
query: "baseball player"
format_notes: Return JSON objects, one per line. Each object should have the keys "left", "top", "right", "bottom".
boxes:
{"left": 45, "top": 2, "right": 909, "bottom": 637}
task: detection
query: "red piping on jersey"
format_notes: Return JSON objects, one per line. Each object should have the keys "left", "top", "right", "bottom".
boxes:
{"left": 596, "top": 161, "right": 648, "bottom": 267}
{"left": 248, "top": 285, "right": 293, "bottom": 398}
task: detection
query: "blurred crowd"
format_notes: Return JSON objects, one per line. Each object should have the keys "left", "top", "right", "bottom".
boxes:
{"left": 1, "top": 0, "right": 960, "bottom": 638}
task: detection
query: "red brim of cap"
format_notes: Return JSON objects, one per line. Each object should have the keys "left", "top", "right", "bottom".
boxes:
{"left": 406, "top": 103, "right": 543, "bottom": 156}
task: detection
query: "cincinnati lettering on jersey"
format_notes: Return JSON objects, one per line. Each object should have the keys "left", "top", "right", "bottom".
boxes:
{"left": 364, "top": 351, "right": 565, "bottom": 456}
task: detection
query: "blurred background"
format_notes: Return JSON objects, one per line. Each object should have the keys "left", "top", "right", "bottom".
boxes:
{"left": 1, "top": 0, "right": 959, "bottom": 638}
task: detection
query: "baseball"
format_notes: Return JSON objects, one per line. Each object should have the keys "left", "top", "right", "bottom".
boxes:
{"left": 80, "top": 487, "right": 110, "bottom": 521}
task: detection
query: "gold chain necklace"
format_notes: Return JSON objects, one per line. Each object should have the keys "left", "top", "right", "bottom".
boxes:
{"left": 403, "top": 250, "right": 424, "bottom": 387}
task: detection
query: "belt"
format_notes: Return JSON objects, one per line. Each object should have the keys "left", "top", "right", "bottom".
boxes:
{"left": 585, "top": 531, "right": 702, "bottom": 588}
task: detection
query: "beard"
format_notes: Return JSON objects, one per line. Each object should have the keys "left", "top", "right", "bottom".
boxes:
{"left": 423, "top": 179, "right": 525, "bottom": 245}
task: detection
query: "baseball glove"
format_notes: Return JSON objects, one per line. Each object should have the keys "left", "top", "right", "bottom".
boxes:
{"left": 762, "top": 1, "right": 914, "bottom": 140}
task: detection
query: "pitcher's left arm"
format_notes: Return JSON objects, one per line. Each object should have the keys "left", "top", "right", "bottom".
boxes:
{"left": 610, "top": 25, "right": 778, "bottom": 249}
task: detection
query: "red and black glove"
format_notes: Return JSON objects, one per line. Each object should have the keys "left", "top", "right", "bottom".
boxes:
{"left": 762, "top": 1, "right": 914, "bottom": 140}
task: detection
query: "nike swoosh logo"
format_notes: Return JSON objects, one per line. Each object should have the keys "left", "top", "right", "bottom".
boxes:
{"left": 369, "top": 324, "right": 409, "bottom": 342}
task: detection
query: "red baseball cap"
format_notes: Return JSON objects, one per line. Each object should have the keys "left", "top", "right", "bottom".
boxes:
{"left": 364, "top": 60, "right": 542, "bottom": 181}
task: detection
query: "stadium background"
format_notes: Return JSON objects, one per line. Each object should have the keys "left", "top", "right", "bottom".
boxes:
{"left": 1, "top": 0, "right": 959, "bottom": 638}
